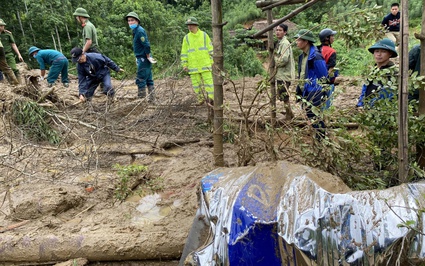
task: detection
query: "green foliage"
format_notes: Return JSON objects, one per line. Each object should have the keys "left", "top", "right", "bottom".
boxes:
{"left": 332, "top": 40, "right": 374, "bottom": 76}
{"left": 11, "top": 100, "right": 61, "bottom": 144}
{"left": 113, "top": 163, "right": 147, "bottom": 202}
{"left": 224, "top": 29, "right": 265, "bottom": 78}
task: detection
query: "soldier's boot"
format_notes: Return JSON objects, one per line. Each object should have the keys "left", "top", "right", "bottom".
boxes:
{"left": 138, "top": 87, "right": 146, "bottom": 99}
{"left": 3, "top": 68, "right": 19, "bottom": 85}
{"left": 147, "top": 85, "right": 156, "bottom": 104}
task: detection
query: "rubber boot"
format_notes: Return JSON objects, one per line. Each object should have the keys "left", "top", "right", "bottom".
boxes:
{"left": 3, "top": 68, "right": 19, "bottom": 85}
{"left": 147, "top": 85, "right": 155, "bottom": 104}
{"left": 138, "top": 87, "right": 146, "bottom": 99}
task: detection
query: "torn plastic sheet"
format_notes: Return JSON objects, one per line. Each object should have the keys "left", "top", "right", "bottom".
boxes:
{"left": 180, "top": 161, "right": 425, "bottom": 265}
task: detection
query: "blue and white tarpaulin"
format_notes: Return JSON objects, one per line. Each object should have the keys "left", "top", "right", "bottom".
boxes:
{"left": 180, "top": 161, "right": 425, "bottom": 265}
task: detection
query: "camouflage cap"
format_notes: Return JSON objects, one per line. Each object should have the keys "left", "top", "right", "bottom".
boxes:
{"left": 0, "top": 19, "right": 6, "bottom": 26}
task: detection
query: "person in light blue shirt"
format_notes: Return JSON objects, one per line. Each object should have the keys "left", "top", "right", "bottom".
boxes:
{"left": 28, "top": 46, "right": 69, "bottom": 87}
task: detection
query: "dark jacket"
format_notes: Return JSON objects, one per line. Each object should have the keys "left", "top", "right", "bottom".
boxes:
{"left": 77, "top": 53, "right": 120, "bottom": 92}
{"left": 409, "top": 44, "right": 421, "bottom": 101}
{"left": 296, "top": 45, "right": 329, "bottom": 106}
{"left": 317, "top": 44, "right": 339, "bottom": 84}
{"left": 357, "top": 61, "right": 397, "bottom": 107}
{"left": 132, "top": 25, "right": 151, "bottom": 59}
{"left": 381, "top": 12, "right": 400, "bottom": 32}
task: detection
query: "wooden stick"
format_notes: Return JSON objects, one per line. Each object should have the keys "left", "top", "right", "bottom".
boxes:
{"left": 0, "top": 220, "right": 30, "bottom": 233}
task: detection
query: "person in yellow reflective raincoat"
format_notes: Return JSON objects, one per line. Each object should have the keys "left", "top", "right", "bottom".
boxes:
{"left": 180, "top": 17, "right": 214, "bottom": 105}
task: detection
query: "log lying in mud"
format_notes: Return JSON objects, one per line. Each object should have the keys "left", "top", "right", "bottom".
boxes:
{"left": 0, "top": 231, "right": 182, "bottom": 262}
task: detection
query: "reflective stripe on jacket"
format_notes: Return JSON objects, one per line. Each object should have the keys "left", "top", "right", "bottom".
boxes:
{"left": 180, "top": 29, "right": 213, "bottom": 74}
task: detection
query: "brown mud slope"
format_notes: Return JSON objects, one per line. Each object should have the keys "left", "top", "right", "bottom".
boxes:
{"left": 0, "top": 64, "right": 360, "bottom": 265}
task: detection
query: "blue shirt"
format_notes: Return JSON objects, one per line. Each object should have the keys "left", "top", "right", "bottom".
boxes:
{"left": 35, "top": 49, "right": 66, "bottom": 70}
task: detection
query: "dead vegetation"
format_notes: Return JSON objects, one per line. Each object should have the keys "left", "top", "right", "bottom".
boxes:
{"left": 0, "top": 62, "right": 361, "bottom": 264}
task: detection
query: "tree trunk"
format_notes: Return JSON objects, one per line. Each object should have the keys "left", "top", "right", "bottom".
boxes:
{"left": 51, "top": 34, "right": 57, "bottom": 51}
{"left": 211, "top": 0, "right": 224, "bottom": 167}
{"left": 398, "top": 0, "right": 409, "bottom": 183}
{"left": 267, "top": 10, "right": 276, "bottom": 126}
{"left": 55, "top": 26, "right": 62, "bottom": 53}
{"left": 16, "top": 11, "right": 25, "bottom": 40}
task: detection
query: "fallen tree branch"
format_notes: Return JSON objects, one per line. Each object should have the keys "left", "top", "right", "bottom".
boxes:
{"left": 51, "top": 113, "right": 154, "bottom": 144}
{"left": 37, "top": 87, "right": 55, "bottom": 103}
{"left": 0, "top": 220, "right": 30, "bottom": 233}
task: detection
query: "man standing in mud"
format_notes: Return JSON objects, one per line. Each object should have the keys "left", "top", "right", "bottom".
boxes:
{"left": 274, "top": 23, "right": 295, "bottom": 120}
{"left": 180, "top": 17, "right": 214, "bottom": 106}
{"left": 125, "top": 11, "right": 156, "bottom": 103}
{"left": 294, "top": 29, "right": 328, "bottom": 140}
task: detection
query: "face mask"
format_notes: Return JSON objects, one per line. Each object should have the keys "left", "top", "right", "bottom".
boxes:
{"left": 33, "top": 54, "right": 37, "bottom": 58}
{"left": 129, "top": 24, "right": 137, "bottom": 29}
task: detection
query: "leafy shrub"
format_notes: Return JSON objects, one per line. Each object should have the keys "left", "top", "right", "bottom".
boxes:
{"left": 113, "top": 164, "right": 148, "bottom": 202}
{"left": 11, "top": 100, "right": 61, "bottom": 144}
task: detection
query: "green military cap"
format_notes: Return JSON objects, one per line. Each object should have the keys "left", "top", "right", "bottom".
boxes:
{"left": 73, "top": 7, "right": 90, "bottom": 18}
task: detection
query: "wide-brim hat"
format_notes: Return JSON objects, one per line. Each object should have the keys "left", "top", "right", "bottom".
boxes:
{"left": 185, "top": 17, "right": 199, "bottom": 25}
{"left": 70, "top": 47, "right": 83, "bottom": 63}
{"left": 294, "top": 29, "right": 315, "bottom": 43}
{"left": 0, "top": 19, "right": 6, "bottom": 26}
{"left": 28, "top": 46, "right": 40, "bottom": 56}
{"left": 125, "top": 11, "right": 140, "bottom": 23}
{"left": 73, "top": 7, "right": 90, "bottom": 18}
{"left": 368, "top": 38, "right": 398, "bottom": 58}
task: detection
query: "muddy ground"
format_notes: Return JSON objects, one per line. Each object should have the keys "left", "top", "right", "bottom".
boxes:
{"left": 0, "top": 63, "right": 361, "bottom": 265}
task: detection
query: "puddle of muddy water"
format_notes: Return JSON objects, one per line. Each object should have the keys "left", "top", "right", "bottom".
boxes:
{"left": 131, "top": 193, "right": 182, "bottom": 226}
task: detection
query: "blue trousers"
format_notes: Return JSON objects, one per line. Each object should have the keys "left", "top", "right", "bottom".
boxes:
{"left": 47, "top": 57, "right": 69, "bottom": 84}
{"left": 82, "top": 73, "right": 114, "bottom": 98}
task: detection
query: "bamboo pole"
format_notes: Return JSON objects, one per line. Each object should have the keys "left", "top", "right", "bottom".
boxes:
{"left": 398, "top": 0, "right": 409, "bottom": 183}
{"left": 211, "top": 0, "right": 225, "bottom": 167}
{"left": 252, "top": 0, "right": 323, "bottom": 39}
{"left": 267, "top": 10, "right": 277, "bottom": 126}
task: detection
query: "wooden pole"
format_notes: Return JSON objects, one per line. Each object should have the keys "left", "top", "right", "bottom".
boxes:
{"left": 211, "top": 0, "right": 225, "bottom": 167}
{"left": 398, "top": 0, "right": 409, "bottom": 183}
{"left": 267, "top": 10, "right": 277, "bottom": 126}
{"left": 252, "top": 0, "right": 323, "bottom": 39}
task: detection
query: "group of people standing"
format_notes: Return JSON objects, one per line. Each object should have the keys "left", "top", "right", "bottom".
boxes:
{"left": 0, "top": 9, "right": 214, "bottom": 106}
{"left": 273, "top": 25, "right": 336, "bottom": 139}
{"left": 273, "top": 2, "right": 404, "bottom": 140}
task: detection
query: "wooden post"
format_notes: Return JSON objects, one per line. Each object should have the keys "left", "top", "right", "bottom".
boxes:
{"left": 398, "top": 0, "right": 409, "bottom": 183}
{"left": 252, "top": 0, "right": 323, "bottom": 39}
{"left": 416, "top": 0, "right": 425, "bottom": 168}
{"left": 267, "top": 10, "right": 276, "bottom": 126}
{"left": 211, "top": 0, "right": 225, "bottom": 167}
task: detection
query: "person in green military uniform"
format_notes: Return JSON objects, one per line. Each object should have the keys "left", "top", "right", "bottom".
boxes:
{"left": 0, "top": 18, "right": 23, "bottom": 84}
{"left": 0, "top": 39, "right": 19, "bottom": 85}
{"left": 73, "top": 8, "right": 99, "bottom": 54}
